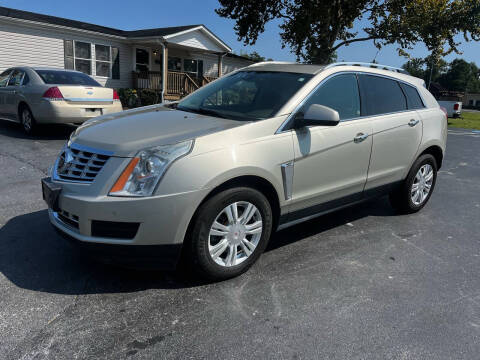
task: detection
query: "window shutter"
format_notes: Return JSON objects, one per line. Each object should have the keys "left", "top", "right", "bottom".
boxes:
{"left": 112, "top": 47, "right": 120, "bottom": 80}
{"left": 64, "top": 40, "right": 74, "bottom": 70}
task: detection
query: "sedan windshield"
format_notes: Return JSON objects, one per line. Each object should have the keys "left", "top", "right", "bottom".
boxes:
{"left": 177, "top": 71, "right": 313, "bottom": 121}
{"left": 35, "top": 70, "right": 101, "bottom": 87}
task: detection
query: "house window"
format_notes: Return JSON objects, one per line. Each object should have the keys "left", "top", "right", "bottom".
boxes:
{"left": 74, "top": 41, "right": 92, "bottom": 75}
{"left": 168, "top": 57, "right": 182, "bottom": 72}
{"left": 95, "top": 44, "right": 111, "bottom": 77}
{"left": 183, "top": 59, "right": 197, "bottom": 74}
{"left": 136, "top": 48, "right": 150, "bottom": 73}
{"left": 64, "top": 40, "right": 120, "bottom": 79}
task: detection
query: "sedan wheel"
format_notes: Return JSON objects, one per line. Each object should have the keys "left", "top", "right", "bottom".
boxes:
{"left": 21, "top": 107, "right": 36, "bottom": 134}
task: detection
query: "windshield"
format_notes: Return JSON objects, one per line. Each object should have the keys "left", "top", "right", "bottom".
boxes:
{"left": 35, "top": 70, "right": 101, "bottom": 86}
{"left": 177, "top": 71, "right": 313, "bottom": 121}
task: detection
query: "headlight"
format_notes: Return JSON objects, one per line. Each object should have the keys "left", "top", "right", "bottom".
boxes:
{"left": 109, "top": 140, "right": 194, "bottom": 197}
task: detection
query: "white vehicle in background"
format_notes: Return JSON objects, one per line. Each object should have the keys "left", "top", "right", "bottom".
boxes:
{"left": 438, "top": 100, "right": 462, "bottom": 118}
{"left": 0, "top": 67, "right": 123, "bottom": 134}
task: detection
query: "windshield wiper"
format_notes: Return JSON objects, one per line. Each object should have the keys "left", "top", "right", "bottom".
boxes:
{"left": 177, "top": 106, "right": 228, "bottom": 119}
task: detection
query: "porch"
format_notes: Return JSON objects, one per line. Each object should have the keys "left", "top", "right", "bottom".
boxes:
{"left": 128, "top": 25, "right": 231, "bottom": 101}
{"left": 132, "top": 70, "right": 218, "bottom": 101}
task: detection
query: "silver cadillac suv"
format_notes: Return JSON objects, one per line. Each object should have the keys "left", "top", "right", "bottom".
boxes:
{"left": 42, "top": 62, "right": 447, "bottom": 280}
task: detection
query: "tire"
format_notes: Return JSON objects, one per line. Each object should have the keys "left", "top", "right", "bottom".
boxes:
{"left": 20, "top": 105, "right": 37, "bottom": 135}
{"left": 389, "top": 154, "right": 437, "bottom": 214}
{"left": 188, "top": 187, "right": 273, "bottom": 281}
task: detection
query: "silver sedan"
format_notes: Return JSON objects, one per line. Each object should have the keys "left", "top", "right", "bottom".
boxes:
{"left": 0, "top": 67, "right": 123, "bottom": 134}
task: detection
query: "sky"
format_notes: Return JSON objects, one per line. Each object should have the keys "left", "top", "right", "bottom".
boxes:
{"left": 1, "top": 0, "right": 479, "bottom": 67}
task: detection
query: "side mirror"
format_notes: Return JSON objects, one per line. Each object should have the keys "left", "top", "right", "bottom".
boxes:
{"left": 297, "top": 104, "right": 340, "bottom": 127}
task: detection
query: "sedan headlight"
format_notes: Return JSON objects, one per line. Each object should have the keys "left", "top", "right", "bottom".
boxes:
{"left": 109, "top": 140, "right": 194, "bottom": 197}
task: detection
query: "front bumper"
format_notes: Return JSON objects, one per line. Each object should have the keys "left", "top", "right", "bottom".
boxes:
{"left": 48, "top": 183, "right": 210, "bottom": 268}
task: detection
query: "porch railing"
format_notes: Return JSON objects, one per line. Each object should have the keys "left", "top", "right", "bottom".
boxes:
{"left": 132, "top": 71, "right": 217, "bottom": 98}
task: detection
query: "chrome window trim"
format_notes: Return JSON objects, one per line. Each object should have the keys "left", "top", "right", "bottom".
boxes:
{"left": 275, "top": 70, "right": 428, "bottom": 134}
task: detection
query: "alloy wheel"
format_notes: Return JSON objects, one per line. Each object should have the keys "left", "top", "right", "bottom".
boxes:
{"left": 208, "top": 201, "right": 263, "bottom": 267}
{"left": 22, "top": 109, "right": 32, "bottom": 132}
{"left": 411, "top": 164, "right": 434, "bottom": 206}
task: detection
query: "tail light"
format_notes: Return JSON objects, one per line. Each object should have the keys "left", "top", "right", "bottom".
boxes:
{"left": 453, "top": 103, "right": 459, "bottom": 111}
{"left": 42, "top": 87, "right": 64, "bottom": 101}
{"left": 440, "top": 106, "right": 448, "bottom": 119}
{"left": 113, "top": 90, "right": 120, "bottom": 101}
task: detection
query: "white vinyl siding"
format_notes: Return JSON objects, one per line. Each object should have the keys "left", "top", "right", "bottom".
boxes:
{"left": 195, "top": 53, "right": 253, "bottom": 77}
{"left": 0, "top": 19, "right": 132, "bottom": 88}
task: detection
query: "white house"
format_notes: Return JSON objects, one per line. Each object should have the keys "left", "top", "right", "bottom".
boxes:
{"left": 0, "top": 6, "right": 254, "bottom": 100}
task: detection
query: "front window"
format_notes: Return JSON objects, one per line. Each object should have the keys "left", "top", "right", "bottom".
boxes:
{"left": 74, "top": 41, "right": 92, "bottom": 75}
{"left": 0, "top": 70, "right": 12, "bottom": 87}
{"left": 95, "top": 44, "right": 111, "bottom": 77}
{"left": 177, "top": 71, "right": 313, "bottom": 121}
{"left": 168, "top": 57, "right": 182, "bottom": 71}
{"left": 35, "top": 70, "right": 101, "bottom": 86}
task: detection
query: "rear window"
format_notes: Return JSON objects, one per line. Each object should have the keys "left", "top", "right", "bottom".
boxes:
{"left": 35, "top": 70, "right": 101, "bottom": 86}
{"left": 399, "top": 83, "right": 425, "bottom": 109}
{"left": 358, "top": 74, "right": 407, "bottom": 116}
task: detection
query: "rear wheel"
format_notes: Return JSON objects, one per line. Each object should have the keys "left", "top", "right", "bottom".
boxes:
{"left": 20, "top": 106, "right": 36, "bottom": 135}
{"left": 188, "top": 187, "right": 273, "bottom": 281}
{"left": 389, "top": 154, "right": 437, "bottom": 214}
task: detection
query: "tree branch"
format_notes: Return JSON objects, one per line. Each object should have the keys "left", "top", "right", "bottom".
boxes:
{"left": 332, "top": 36, "right": 377, "bottom": 51}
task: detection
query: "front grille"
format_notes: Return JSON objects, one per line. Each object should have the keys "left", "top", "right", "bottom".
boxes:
{"left": 55, "top": 146, "right": 110, "bottom": 183}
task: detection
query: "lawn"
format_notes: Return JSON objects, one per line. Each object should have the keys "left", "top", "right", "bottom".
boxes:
{"left": 448, "top": 111, "right": 480, "bottom": 130}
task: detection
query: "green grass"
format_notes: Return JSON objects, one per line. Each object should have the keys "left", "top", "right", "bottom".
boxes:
{"left": 448, "top": 111, "right": 480, "bottom": 130}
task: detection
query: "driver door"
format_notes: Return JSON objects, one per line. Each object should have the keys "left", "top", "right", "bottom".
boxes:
{"left": 289, "top": 73, "right": 373, "bottom": 216}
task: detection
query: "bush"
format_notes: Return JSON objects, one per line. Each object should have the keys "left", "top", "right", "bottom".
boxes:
{"left": 116, "top": 88, "right": 162, "bottom": 108}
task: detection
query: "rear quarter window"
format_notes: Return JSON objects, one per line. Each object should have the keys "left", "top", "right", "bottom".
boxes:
{"left": 399, "top": 83, "right": 425, "bottom": 109}
{"left": 358, "top": 74, "right": 407, "bottom": 116}
{"left": 35, "top": 70, "right": 101, "bottom": 86}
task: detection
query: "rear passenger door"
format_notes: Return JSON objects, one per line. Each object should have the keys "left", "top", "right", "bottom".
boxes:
{"left": 358, "top": 74, "right": 423, "bottom": 192}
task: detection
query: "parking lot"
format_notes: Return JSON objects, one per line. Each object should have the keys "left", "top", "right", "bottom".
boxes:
{"left": 0, "top": 121, "right": 479, "bottom": 359}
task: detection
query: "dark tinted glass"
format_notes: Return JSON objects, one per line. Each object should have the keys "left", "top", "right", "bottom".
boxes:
{"left": 358, "top": 75, "right": 407, "bottom": 116}
{"left": 23, "top": 73, "right": 30, "bottom": 85}
{"left": 400, "top": 83, "right": 424, "bottom": 109}
{"left": 0, "top": 70, "right": 11, "bottom": 87}
{"left": 178, "top": 71, "right": 313, "bottom": 121}
{"left": 301, "top": 73, "right": 361, "bottom": 120}
{"left": 35, "top": 70, "right": 101, "bottom": 86}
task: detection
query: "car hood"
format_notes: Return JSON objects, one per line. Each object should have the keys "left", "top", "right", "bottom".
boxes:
{"left": 69, "top": 105, "right": 244, "bottom": 157}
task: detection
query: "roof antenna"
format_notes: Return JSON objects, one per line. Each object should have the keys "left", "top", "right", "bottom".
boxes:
{"left": 372, "top": 49, "right": 380, "bottom": 64}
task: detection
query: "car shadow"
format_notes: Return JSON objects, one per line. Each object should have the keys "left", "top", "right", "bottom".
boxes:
{"left": 0, "top": 197, "right": 397, "bottom": 295}
{"left": 0, "top": 119, "right": 75, "bottom": 140}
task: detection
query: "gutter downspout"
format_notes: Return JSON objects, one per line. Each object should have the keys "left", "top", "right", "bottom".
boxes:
{"left": 157, "top": 38, "right": 167, "bottom": 103}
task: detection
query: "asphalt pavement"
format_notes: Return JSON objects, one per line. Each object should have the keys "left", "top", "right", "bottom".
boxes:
{"left": 0, "top": 121, "right": 479, "bottom": 359}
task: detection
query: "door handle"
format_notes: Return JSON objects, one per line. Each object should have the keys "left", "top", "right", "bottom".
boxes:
{"left": 408, "top": 119, "right": 419, "bottom": 127}
{"left": 354, "top": 133, "right": 368, "bottom": 143}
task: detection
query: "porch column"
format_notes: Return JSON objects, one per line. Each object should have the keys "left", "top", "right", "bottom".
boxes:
{"left": 217, "top": 53, "right": 223, "bottom": 77}
{"left": 161, "top": 43, "right": 168, "bottom": 102}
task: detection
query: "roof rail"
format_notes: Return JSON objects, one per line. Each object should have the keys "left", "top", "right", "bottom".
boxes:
{"left": 325, "top": 62, "right": 410, "bottom": 75}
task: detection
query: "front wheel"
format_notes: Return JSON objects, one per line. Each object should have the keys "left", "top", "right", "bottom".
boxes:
{"left": 188, "top": 187, "right": 273, "bottom": 281}
{"left": 389, "top": 154, "right": 438, "bottom": 214}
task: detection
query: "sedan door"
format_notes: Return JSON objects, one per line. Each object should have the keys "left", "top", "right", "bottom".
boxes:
{"left": 289, "top": 73, "right": 373, "bottom": 217}
{"left": 4, "top": 69, "right": 25, "bottom": 120}
{"left": 0, "top": 69, "right": 13, "bottom": 119}
{"left": 357, "top": 74, "right": 423, "bottom": 192}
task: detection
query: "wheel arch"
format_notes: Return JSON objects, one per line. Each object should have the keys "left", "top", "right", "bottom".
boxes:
{"left": 419, "top": 145, "right": 444, "bottom": 169}
{"left": 17, "top": 101, "right": 30, "bottom": 120}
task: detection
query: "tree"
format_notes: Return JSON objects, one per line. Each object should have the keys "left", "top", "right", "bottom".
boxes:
{"left": 438, "top": 59, "right": 480, "bottom": 92}
{"left": 238, "top": 50, "right": 273, "bottom": 62}
{"left": 216, "top": 0, "right": 480, "bottom": 64}
{"left": 402, "top": 58, "right": 426, "bottom": 79}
